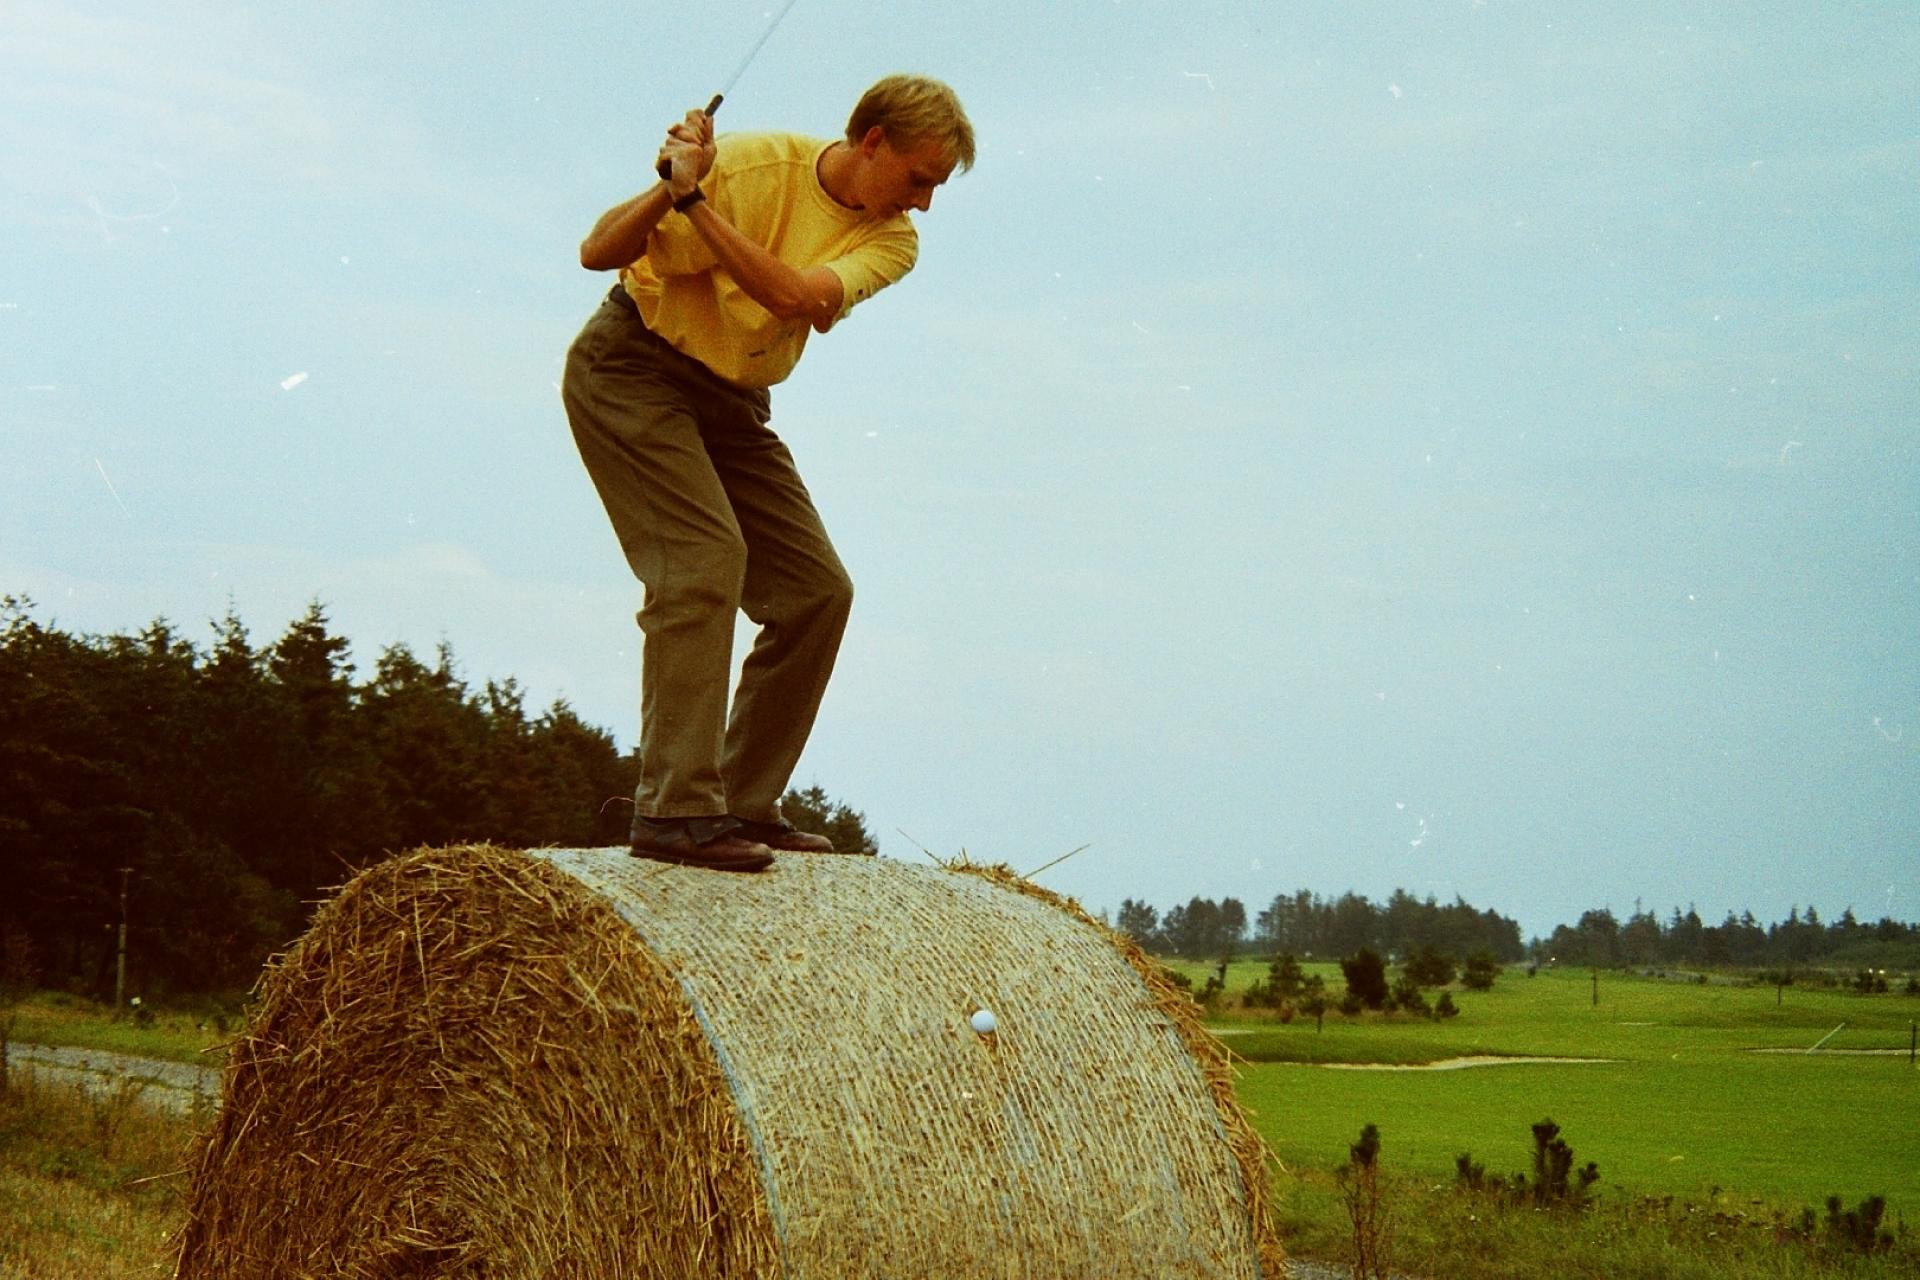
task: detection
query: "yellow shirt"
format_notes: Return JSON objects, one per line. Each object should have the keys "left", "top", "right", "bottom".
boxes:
{"left": 620, "top": 133, "right": 918, "bottom": 388}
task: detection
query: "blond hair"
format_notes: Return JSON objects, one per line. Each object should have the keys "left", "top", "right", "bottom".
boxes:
{"left": 846, "top": 75, "right": 975, "bottom": 172}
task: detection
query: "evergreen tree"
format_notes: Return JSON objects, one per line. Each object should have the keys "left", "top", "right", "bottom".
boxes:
{"left": 1340, "top": 948, "right": 1390, "bottom": 1011}
{"left": 1116, "top": 899, "right": 1159, "bottom": 950}
{"left": 1403, "top": 944, "right": 1455, "bottom": 988}
{"left": 778, "top": 784, "right": 877, "bottom": 853}
{"left": 1462, "top": 952, "right": 1500, "bottom": 991}
{"left": 360, "top": 641, "right": 489, "bottom": 852}
{"left": 261, "top": 602, "right": 381, "bottom": 894}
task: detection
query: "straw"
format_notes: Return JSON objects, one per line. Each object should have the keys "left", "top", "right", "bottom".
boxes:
{"left": 174, "top": 844, "right": 1283, "bottom": 1279}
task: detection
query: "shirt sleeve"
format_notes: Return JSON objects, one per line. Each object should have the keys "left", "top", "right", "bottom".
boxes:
{"left": 821, "top": 221, "right": 919, "bottom": 321}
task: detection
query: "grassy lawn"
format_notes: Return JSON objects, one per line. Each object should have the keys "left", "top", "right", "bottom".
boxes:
{"left": 1243, "top": 1054, "right": 1918, "bottom": 1207}
{"left": 5, "top": 995, "right": 236, "bottom": 1069}
{"left": 1162, "top": 962, "right": 1920, "bottom": 1213}
{"left": 1159, "top": 959, "right": 1920, "bottom": 1275}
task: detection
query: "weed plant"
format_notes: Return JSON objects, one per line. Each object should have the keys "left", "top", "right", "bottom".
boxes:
{"left": 1338, "top": 1123, "right": 1392, "bottom": 1279}
{"left": 0, "top": 1069, "right": 200, "bottom": 1277}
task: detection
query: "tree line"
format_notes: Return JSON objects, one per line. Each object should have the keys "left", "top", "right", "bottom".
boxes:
{"left": 0, "top": 597, "right": 871, "bottom": 1000}
{"left": 1116, "top": 889, "right": 1528, "bottom": 964}
{"left": 1118, "top": 891, "right": 1919, "bottom": 972}
{"left": 1537, "top": 904, "right": 1920, "bottom": 972}
{"left": 8, "top": 596, "right": 1909, "bottom": 1001}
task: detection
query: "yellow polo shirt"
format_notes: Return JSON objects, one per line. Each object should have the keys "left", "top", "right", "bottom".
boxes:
{"left": 620, "top": 132, "right": 919, "bottom": 388}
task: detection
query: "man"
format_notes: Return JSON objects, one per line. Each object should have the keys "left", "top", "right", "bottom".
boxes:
{"left": 563, "top": 75, "right": 973, "bottom": 873}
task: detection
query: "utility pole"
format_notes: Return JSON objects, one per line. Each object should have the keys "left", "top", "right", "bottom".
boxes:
{"left": 114, "top": 866, "right": 131, "bottom": 1012}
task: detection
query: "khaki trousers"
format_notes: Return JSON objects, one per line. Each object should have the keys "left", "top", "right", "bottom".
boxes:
{"left": 562, "top": 288, "right": 853, "bottom": 822}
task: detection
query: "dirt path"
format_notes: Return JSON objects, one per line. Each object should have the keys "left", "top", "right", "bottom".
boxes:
{"left": 4, "top": 1041, "right": 223, "bottom": 1115}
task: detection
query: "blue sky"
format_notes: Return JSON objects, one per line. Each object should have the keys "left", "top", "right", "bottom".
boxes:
{"left": 3, "top": 1, "right": 1915, "bottom": 939}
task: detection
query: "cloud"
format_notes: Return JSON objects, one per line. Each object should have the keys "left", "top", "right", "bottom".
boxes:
{"left": 0, "top": 0, "right": 469, "bottom": 235}
{"left": 1, "top": 3, "right": 342, "bottom": 186}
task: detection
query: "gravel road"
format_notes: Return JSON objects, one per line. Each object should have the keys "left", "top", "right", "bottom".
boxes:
{"left": 5, "top": 1040, "right": 223, "bottom": 1115}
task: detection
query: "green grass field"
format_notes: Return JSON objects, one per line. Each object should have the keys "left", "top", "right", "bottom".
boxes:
{"left": 5, "top": 973, "right": 1917, "bottom": 1277}
{"left": 5, "top": 994, "right": 234, "bottom": 1068}
{"left": 1165, "top": 961, "right": 1920, "bottom": 1213}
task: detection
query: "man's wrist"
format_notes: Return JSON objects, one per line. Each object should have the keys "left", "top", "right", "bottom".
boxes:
{"left": 672, "top": 186, "right": 706, "bottom": 214}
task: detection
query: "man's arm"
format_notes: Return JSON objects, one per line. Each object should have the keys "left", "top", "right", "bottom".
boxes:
{"left": 654, "top": 109, "right": 844, "bottom": 333}
{"left": 578, "top": 184, "right": 675, "bottom": 271}
{"left": 680, "top": 203, "right": 846, "bottom": 334}
{"left": 580, "top": 110, "right": 847, "bottom": 332}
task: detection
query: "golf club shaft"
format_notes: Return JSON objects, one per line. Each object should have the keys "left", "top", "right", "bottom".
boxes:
{"left": 652, "top": 0, "right": 805, "bottom": 182}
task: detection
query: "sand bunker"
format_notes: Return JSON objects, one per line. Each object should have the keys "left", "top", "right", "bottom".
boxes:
{"left": 1318, "top": 1055, "right": 1613, "bottom": 1071}
{"left": 1747, "top": 1047, "right": 1910, "bottom": 1057}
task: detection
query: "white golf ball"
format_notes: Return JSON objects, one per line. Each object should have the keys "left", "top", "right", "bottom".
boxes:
{"left": 970, "top": 1008, "right": 997, "bottom": 1035}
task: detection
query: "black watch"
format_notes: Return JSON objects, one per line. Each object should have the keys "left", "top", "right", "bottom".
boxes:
{"left": 672, "top": 187, "right": 706, "bottom": 214}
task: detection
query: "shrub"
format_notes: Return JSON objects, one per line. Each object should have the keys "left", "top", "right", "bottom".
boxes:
{"left": 1389, "top": 972, "right": 1429, "bottom": 1017}
{"left": 1340, "top": 949, "right": 1389, "bottom": 1011}
{"left": 1462, "top": 952, "right": 1498, "bottom": 991}
{"left": 1301, "top": 987, "right": 1329, "bottom": 1031}
{"left": 1824, "top": 1194, "right": 1893, "bottom": 1253}
{"left": 1197, "top": 956, "right": 1228, "bottom": 1011}
{"left": 1527, "top": 1119, "right": 1599, "bottom": 1210}
{"left": 1455, "top": 1119, "right": 1598, "bottom": 1212}
{"left": 1403, "top": 945, "right": 1455, "bottom": 988}
{"left": 1853, "top": 969, "right": 1890, "bottom": 994}
{"left": 1264, "top": 953, "right": 1305, "bottom": 1007}
{"left": 1434, "top": 991, "right": 1459, "bottom": 1019}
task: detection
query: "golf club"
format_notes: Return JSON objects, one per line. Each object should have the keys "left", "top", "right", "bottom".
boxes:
{"left": 655, "top": 0, "right": 805, "bottom": 180}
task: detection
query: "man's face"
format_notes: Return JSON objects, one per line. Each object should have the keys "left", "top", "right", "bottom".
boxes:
{"left": 857, "top": 130, "right": 956, "bottom": 217}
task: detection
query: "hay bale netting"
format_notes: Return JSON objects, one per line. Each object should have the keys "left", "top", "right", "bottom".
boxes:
{"left": 176, "top": 845, "right": 1283, "bottom": 1279}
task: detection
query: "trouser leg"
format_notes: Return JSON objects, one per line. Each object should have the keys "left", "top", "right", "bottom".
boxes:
{"left": 561, "top": 297, "right": 745, "bottom": 818}
{"left": 704, "top": 419, "right": 854, "bottom": 823}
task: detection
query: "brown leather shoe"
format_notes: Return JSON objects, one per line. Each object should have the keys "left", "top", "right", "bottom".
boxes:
{"left": 732, "top": 818, "right": 866, "bottom": 855}
{"left": 629, "top": 815, "right": 774, "bottom": 872}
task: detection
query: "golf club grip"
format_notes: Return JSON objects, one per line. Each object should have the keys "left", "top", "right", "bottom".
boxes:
{"left": 655, "top": 94, "right": 725, "bottom": 181}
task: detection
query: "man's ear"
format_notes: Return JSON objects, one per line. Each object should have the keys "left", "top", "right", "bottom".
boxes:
{"left": 858, "top": 125, "right": 888, "bottom": 158}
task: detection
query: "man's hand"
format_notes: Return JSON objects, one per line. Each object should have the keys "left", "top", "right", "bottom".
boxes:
{"left": 577, "top": 109, "right": 716, "bottom": 271}
{"left": 658, "top": 108, "right": 716, "bottom": 199}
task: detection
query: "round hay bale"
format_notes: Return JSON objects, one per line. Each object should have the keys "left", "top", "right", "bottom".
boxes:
{"left": 176, "top": 845, "right": 1283, "bottom": 1279}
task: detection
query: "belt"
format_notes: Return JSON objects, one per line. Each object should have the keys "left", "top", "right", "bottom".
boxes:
{"left": 599, "top": 284, "right": 769, "bottom": 411}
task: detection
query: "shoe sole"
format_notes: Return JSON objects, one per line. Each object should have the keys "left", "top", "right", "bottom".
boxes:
{"left": 628, "top": 847, "right": 774, "bottom": 873}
